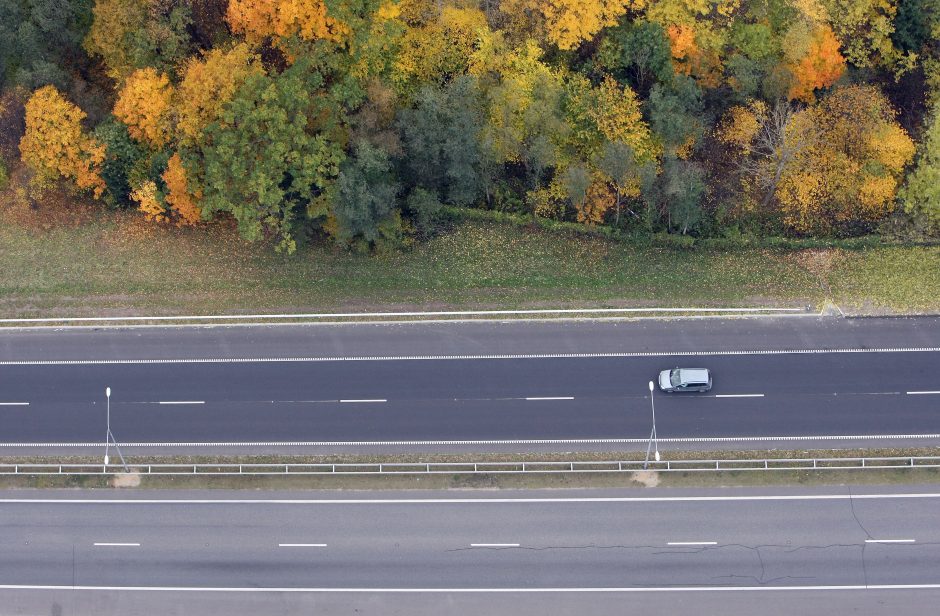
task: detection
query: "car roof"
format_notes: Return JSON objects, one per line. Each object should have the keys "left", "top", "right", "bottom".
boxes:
{"left": 678, "top": 368, "right": 710, "bottom": 383}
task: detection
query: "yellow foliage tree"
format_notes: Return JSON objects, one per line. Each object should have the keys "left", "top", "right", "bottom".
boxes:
{"left": 591, "top": 75, "right": 657, "bottom": 161}
{"left": 18, "top": 85, "right": 106, "bottom": 198}
{"left": 499, "top": 0, "right": 644, "bottom": 50}
{"left": 113, "top": 68, "right": 174, "bottom": 148}
{"left": 776, "top": 85, "right": 914, "bottom": 233}
{"left": 131, "top": 180, "right": 167, "bottom": 222}
{"left": 226, "top": 0, "right": 350, "bottom": 45}
{"left": 176, "top": 43, "right": 264, "bottom": 145}
{"left": 162, "top": 153, "right": 202, "bottom": 225}
{"left": 392, "top": 7, "right": 487, "bottom": 94}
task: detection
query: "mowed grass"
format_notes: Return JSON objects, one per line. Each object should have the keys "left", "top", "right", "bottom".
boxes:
{"left": 0, "top": 194, "right": 936, "bottom": 316}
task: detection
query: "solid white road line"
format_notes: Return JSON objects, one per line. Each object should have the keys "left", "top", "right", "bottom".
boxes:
{"left": 158, "top": 401, "right": 204, "bottom": 405}
{"left": 0, "top": 307, "right": 807, "bottom": 325}
{"left": 339, "top": 399, "right": 386, "bottom": 403}
{"left": 470, "top": 543, "right": 520, "bottom": 547}
{"left": 865, "top": 539, "right": 916, "bottom": 544}
{"left": 279, "top": 543, "right": 327, "bottom": 547}
{"left": 714, "top": 394, "right": 764, "bottom": 398}
{"left": 667, "top": 541, "right": 717, "bottom": 546}
{"left": 4, "top": 493, "right": 940, "bottom": 504}
{"left": 907, "top": 391, "right": 940, "bottom": 395}
{"left": 4, "top": 433, "right": 940, "bottom": 447}
{"left": 93, "top": 542, "right": 140, "bottom": 547}
{"left": 525, "top": 397, "right": 574, "bottom": 401}
{"left": 2, "top": 583, "right": 940, "bottom": 592}
{"left": 0, "top": 402, "right": 28, "bottom": 406}
{"left": 1, "top": 347, "right": 939, "bottom": 366}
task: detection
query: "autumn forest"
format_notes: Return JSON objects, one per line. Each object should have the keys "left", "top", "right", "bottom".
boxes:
{"left": 2, "top": 0, "right": 939, "bottom": 253}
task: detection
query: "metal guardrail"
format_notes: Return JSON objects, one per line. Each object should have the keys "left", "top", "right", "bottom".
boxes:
{"left": 1, "top": 456, "right": 940, "bottom": 476}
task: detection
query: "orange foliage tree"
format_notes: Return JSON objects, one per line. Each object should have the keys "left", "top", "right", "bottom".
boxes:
{"left": 226, "top": 0, "right": 350, "bottom": 45}
{"left": 162, "top": 152, "right": 202, "bottom": 225}
{"left": 18, "top": 86, "right": 106, "bottom": 198}
{"left": 113, "top": 68, "right": 174, "bottom": 148}
{"left": 785, "top": 24, "right": 845, "bottom": 102}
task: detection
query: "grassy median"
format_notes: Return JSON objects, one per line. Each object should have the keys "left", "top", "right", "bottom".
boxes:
{"left": 3, "top": 448, "right": 940, "bottom": 490}
{"left": 2, "top": 193, "right": 939, "bottom": 318}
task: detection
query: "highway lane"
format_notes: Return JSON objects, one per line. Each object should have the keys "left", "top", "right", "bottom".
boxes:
{"left": 0, "top": 350, "right": 938, "bottom": 444}
{"left": 1, "top": 488, "right": 939, "bottom": 590}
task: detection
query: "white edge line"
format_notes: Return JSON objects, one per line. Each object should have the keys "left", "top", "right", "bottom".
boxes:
{"left": 5, "top": 493, "right": 940, "bottom": 504}
{"left": 3, "top": 433, "right": 940, "bottom": 447}
{"left": 0, "top": 402, "right": 29, "bottom": 406}
{"left": 278, "top": 543, "right": 327, "bottom": 547}
{"left": 157, "top": 401, "right": 205, "bottom": 405}
{"left": 470, "top": 544, "right": 520, "bottom": 547}
{"left": 865, "top": 539, "right": 916, "bottom": 544}
{"left": 1, "top": 347, "right": 938, "bottom": 366}
{"left": 339, "top": 399, "right": 386, "bottom": 404}
{"left": 525, "top": 397, "right": 574, "bottom": 401}
{"left": 667, "top": 542, "right": 718, "bottom": 546}
{"left": 93, "top": 543, "right": 140, "bottom": 547}
{"left": 907, "top": 391, "right": 940, "bottom": 395}
{"left": 0, "top": 583, "right": 939, "bottom": 592}
{"left": 715, "top": 394, "right": 764, "bottom": 398}
{"left": 0, "top": 308, "right": 807, "bottom": 324}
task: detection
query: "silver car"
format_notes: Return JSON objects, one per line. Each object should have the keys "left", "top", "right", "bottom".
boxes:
{"left": 658, "top": 367, "right": 712, "bottom": 392}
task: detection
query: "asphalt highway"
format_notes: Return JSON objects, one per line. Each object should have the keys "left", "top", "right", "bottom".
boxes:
{"left": 1, "top": 487, "right": 940, "bottom": 614}
{"left": 0, "top": 317, "right": 938, "bottom": 448}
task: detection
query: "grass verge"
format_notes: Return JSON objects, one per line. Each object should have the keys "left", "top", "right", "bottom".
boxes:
{"left": 1, "top": 192, "right": 938, "bottom": 317}
{"left": 3, "top": 448, "right": 940, "bottom": 491}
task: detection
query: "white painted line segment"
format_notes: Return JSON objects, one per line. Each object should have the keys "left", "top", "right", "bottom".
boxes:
{"left": 525, "top": 397, "right": 574, "bottom": 401}
{"left": 715, "top": 394, "right": 764, "bottom": 398}
{"left": 907, "top": 391, "right": 940, "bottom": 395}
{"left": 471, "top": 543, "right": 520, "bottom": 547}
{"left": 1, "top": 583, "right": 940, "bottom": 592}
{"left": 339, "top": 399, "right": 386, "bottom": 404}
{"left": 0, "top": 402, "right": 29, "bottom": 406}
{"left": 667, "top": 541, "right": 717, "bottom": 546}
{"left": 158, "top": 401, "right": 204, "bottom": 405}
{"left": 93, "top": 542, "right": 140, "bottom": 547}
{"left": 865, "top": 539, "right": 916, "bottom": 544}
{"left": 1, "top": 347, "right": 938, "bottom": 366}
{"left": 4, "top": 492, "right": 940, "bottom": 504}
{"left": 279, "top": 543, "right": 327, "bottom": 547}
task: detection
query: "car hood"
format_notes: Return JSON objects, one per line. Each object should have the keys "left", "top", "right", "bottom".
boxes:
{"left": 658, "top": 370, "right": 672, "bottom": 390}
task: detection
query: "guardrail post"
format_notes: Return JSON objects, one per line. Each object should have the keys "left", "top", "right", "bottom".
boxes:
{"left": 426, "top": 463, "right": 430, "bottom": 473}
{"left": 522, "top": 462, "right": 526, "bottom": 472}
{"left": 58, "top": 465, "right": 62, "bottom": 474}
{"left": 764, "top": 460, "right": 768, "bottom": 469}
{"left": 813, "top": 459, "right": 817, "bottom": 469}
{"left": 861, "top": 459, "right": 866, "bottom": 468}
{"left": 911, "top": 457, "right": 915, "bottom": 467}
{"left": 332, "top": 464, "right": 336, "bottom": 473}
{"left": 474, "top": 463, "right": 478, "bottom": 473}
{"left": 379, "top": 464, "right": 383, "bottom": 473}
{"left": 570, "top": 462, "right": 574, "bottom": 472}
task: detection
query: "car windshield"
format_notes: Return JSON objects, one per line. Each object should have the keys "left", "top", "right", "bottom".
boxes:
{"left": 670, "top": 370, "right": 681, "bottom": 387}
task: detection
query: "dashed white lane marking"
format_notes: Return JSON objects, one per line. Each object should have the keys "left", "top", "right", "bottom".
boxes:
{"left": 279, "top": 543, "right": 327, "bottom": 547}
{"left": 865, "top": 539, "right": 916, "bottom": 544}
{"left": 0, "top": 347, "right": 938, "bottom": 366}
{"left": 0, "top": 402, "right": 28, "bottom": 406}
{"left": 714, "top": 394, "right": 764, "bottom": 398}
{"left": 470, "top": 543, "right": 520, "bottom": 548}
{"left": 1, "top": 583, "right": 940, "bottom": 592}
{"left": 339, "top": 399, "right": 386, "bottom": 404}
{"left": 907, "top": 391, "right": 940, "bottom": 395}
{"left": 158, "top": 401, "right": 204, "bottom": 405}
{"left": 93, "top": 542, "right": 139, "bottom": 547}
{"left": 3, "top": 433, "right": 939, "bottom": 447}
{"left": 667, "top": 541, "right": 717, "bottom": 546}
{"left": 525, "top": 397, "right": 574, "bottom": 401}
